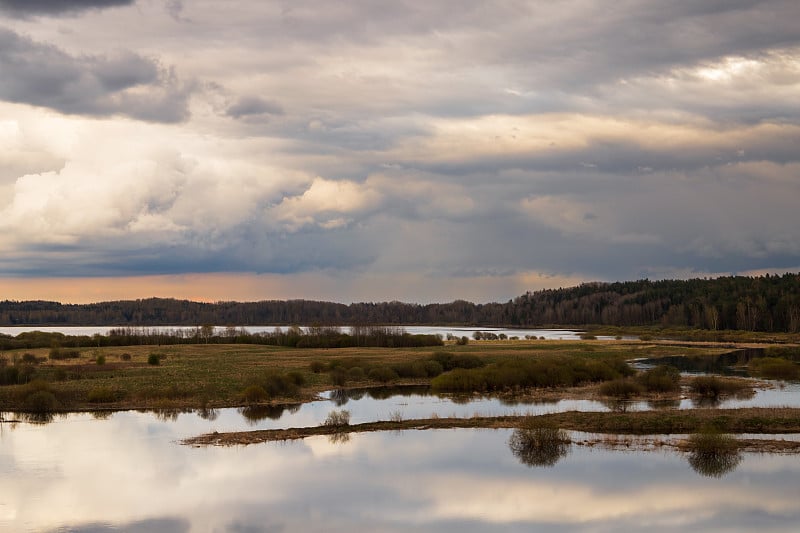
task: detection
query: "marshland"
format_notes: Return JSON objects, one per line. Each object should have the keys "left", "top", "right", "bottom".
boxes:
{"left": 2, "top": 324, "right": 800, "bottom": 531}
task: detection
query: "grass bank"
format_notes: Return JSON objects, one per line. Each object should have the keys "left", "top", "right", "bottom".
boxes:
{"left": 182, "top": 407, "right": 800, "bottom": 446}
{"left": 0, "top": 339, "right": 730, "bottom": 412}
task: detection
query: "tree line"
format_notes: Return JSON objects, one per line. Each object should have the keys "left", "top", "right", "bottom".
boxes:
{"left": 0, "top": 273, "right": 798, "bottom": 332}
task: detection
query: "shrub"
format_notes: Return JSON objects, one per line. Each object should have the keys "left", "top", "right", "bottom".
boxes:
{"left": 87, "top": 386, "right": 120, "bottom": 403}
{"left": 422, "top": 360, "right": 444, "bottom": 377}
{"left": 323, "top": 409, "right": 351, "bottom": 426}
{"left": 26, "top": 390, "right": 58, "bottom": 413}
{"left": 120, "top": 353, "right": 132, "bottom": 361}
{"left": 690, "top": 376, "right": 751, "bottom": 398}
{"left": 450, "top": 354, "right": 485, "bottom": 370}
{"left": 455, "top": 336, "right": 469, "bottom": 345}
{"left": 686, "top": 428, "right": 741, "bottom": 478}
{"left": 260, "top": 371, "right": 301, "bottom": 398}
{"left": 431, "top": 352, "right": 485, "bottom": 371}
{"left": 508, "top": 417, "right": 570, "bottom": 467}
{"left": 21, "top": 353, "right": 38, "bottom": 364}
{"left": 49, "top": 347, "right": 80, "bottom": 360}
{"left": 638, "top": 365, "right": 681, "bottom": 393}
{"left": 432, "top": 356, "right": 627, "bottom": 393}
{"left": 749, "top": 357, "right": 800, "bottom": 380}
{"left": 147, "top": 354, "right": 161, "bottom": 366}
{"left": 0, "top": 365, "right": 19, "bottom": 385}
{"left": 309, "top": 360, "right": 327, "bottom": 373}
{"left": 391, "top": 361, "right": 428, "bottom": 379}
{"left": 580, "top": 333, "right": 597, "bottom": 340}
{"left": 331, "top": 369, "right": 349, "bottom": 387}
{"left": 96, "top": 354, "right": 106, "bottom": 366}
{"left": 241, "top": 385, "right": 268, "bottom": 404}
{"left": 286, "top": 371, "right": 306, "bottom": 386}
{"left": 348, "top": 366, "right": 366, "bottom": 380}
{"left": 368, "top": 366, "right": 399, "bottom": 383}
{"left": 599, "top": 378, "right": 643, "bottom": 398}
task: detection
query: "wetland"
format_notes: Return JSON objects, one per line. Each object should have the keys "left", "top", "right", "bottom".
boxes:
{"left": 2, "top": 330, "right": 800, "bottom": 531}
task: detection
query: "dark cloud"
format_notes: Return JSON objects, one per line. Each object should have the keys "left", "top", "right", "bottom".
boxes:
{"left": 0, "top": 28, "right": 192, "bottom": 122}
{"left": 0, "top": 0, "right": 133, "bottom": 16}
{"left": 226, "top": 96, "right": 284, "bottom": 119}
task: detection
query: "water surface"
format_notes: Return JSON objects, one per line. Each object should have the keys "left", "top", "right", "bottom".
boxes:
{"left": 2, "top": 417, "right": 799, "bottom": 532}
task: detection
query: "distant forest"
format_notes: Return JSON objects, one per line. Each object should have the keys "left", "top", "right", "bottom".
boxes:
{"left": 1, "top": 274, "right": 799, "bottom": 332}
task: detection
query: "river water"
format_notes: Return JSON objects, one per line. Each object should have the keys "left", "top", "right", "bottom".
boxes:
{"left": 1, "top": 411, "right": 799, "bottom": 532}
{"left": 2, "top": 377, "right": 800, "bottom": 532}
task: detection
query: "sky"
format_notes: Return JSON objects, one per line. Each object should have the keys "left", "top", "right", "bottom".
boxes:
{"left": 0, "top": 0, "right": 798, "bottom": 304}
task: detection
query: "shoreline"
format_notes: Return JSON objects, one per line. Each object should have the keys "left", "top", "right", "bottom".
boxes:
{"left": 181, "top": 407, "right": 800, "bottom": 447}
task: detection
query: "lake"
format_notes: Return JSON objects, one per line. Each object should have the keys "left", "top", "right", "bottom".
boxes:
{"left": 3, "top": 378, "right": 800, "bottom": 532}
{"left": 2, "top": 408, "right": 799, "bottom": 532}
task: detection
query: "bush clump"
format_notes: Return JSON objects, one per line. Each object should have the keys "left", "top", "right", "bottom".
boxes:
{"left": 96, "top": 354, "right": 106, "bottom": 366}
{"left": 348, "top": 366, "right": 366, "bottom": 380}
{"left": 147, "top": 354, "right": 161, "bottom": 366}
{"left": 508, "top": 417, "right": 571, "bottom": 467}
{"left": 431, "top": 352, "right": 485, "bottom": 371}
{"left": 120, "top": 353, "right": 132, "bottom": 361}
{"left": 49, "top": 347, "right": 80, "bottom": 360}
{"left": 749, "top": 357, "right": 800, "bottom": 380}
{"left": 599, "top": 378, "right": 644, "bottom": 398}
{"left": 330, "top": 368, "right": 349, "bottom": 387}
{"left": 368, "top": 366, "right": 399, "bottom": 383}
{"left": 87, "top": 386, "right": 122, "bottom": 403}
{"left": 323, "top": 409, "right": 351, "bottom": 426}
{"left": 25, "top": 390, "right": 58, "bottom": 413}
{"left": 259, "top": 371, "right": 302, "bottom": 398}
{"left": 432, "top": 356, "right": 630, "bottom": 393}
{"left": 21, "top": 380, "right": 59, "bottom": 413}
{"left": 690, "top": 376, "right": 751, "bottom": 398}
{"left": 686, "top": 428, "right": 741, "bottom": 478}
{"left": 240, "top": 385, "right": 269, "bottom": 404}
{"left": 637, "top": 365, "right": 681, "bottom": 393}
{"left": 1, "top": 363, "right": 36, "bottom": 385}
{"left": 309, "top": 360, "right": 327, "bottom": 373}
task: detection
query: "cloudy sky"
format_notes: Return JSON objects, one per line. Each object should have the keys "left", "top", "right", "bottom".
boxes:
{"left": 0, "top": 0, "right": 798, "bottom": 304}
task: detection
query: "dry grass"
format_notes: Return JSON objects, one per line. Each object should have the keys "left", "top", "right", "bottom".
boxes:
{"left": 0, "top": 339, "right": 772, "bottom": 412}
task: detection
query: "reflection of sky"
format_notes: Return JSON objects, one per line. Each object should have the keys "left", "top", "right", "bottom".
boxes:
{"left": 2, "top": 418, "right": 800, "bottom": 532}
{"left": 4, "top": 378, "right": 800, "bottom": 444}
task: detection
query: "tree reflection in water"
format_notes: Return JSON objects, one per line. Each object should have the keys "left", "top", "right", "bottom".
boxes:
{"left": 239, "top": 403, "right": 301, "bottom": 424}
{"left": 509, "top": 418, "right": 571, "bottom": 467}
{"left": 327, "top": 431, "right": 351, "bottom": 444}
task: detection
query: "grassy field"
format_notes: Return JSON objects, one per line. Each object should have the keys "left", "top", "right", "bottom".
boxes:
{"left": 0, "top": 338, "right": 758, "bottom": 412}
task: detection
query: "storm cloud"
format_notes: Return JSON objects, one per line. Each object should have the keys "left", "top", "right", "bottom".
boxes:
{"left": 0, "top": 0, "right": 798, "bottom": 302}
{"left": 0, "top": 28, "right": 192, "bottom": 122}
{"left": 0, "top": 0, "right": 133, "bottom": 16}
